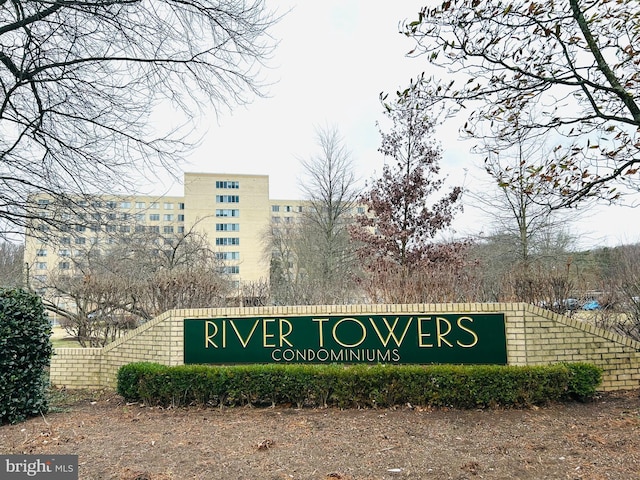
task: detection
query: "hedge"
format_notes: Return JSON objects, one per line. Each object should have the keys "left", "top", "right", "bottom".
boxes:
{"left": 117, "top": 362, "right": 602, "bottom": 409}
{"left": 0, "top": 289, "right": 53, "bottom": 424}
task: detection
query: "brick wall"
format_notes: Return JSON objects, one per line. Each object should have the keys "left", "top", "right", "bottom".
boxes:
{"left": 49, "top": 303, "right": 640, "bottom": 391}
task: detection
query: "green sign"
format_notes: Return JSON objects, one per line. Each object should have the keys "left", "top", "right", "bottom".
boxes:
{"left": 184, "top": 314, "right": 507, "bottom": 365}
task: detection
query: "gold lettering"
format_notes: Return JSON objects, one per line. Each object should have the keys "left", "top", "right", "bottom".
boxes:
{"left": 332, "top": 317, "right": 366, "bottom": 348}
{"left": 263, "top": 318, "right": 276, "bottom": 347}
{"left": 205, "top": 321, "right": 218, "bottom": 348}
{"left": 229, "top": 319, "right": 260, "bottom": 348}
{"left": 436, "top": 317, "right": 453, "bottom": 347}
{"left": 313, "top": 318, "right": 329, "bottom": 347}
{"left": 222, "top": 320, "right": 226, "bottom": 348}
{"left": 456, "top": 316, "right": 479, "bottom": 348}
{"left": 417, "top": 316, "right": 434, "bottom": 347}
{"left": 369, "top": 316, "right": 413, "bottom": 347}
{"left": 279, "top": 318, "right": 294, "bottom": 347}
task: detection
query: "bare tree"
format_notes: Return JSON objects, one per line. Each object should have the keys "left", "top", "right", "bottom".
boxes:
{"left": 41, "top": 224, "right": 232, "bottom": 346}
{"left": 0, "top": 241, "right": 23, "bottom": 287}
{"left": 403, "top": 0, "right": 640, "bottom": 208}
{"left": 467, "top": 122, "right": 579, "bottom": 306}
{"left": 601, "top": 243, "right": 640, "bottom": 340}
{"left": 233, "top": 279, "right": 271, "bottom": 307}
{"left": 298, "top": 126, "right": 362, "bottom": 304}
{"left": 474, "top": 129, "right": 577, "bottom": 267}
{"left": 265, "top": 219, "right": 307, "bottom": 305}
{"left": 266, "top": 126, "right": 362, "bottom": 305}
{"left": 1, "top": 1, "right": 278, "bottom": 238}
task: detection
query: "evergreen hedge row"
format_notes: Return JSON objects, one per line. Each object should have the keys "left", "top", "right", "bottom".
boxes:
{"left": 0, "top": 289, "right": 53, "bottom": 424}
{"left": 117, "top": 362, "right": 602, "bottom": 409}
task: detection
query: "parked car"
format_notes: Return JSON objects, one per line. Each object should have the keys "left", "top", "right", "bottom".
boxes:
{"left": 564, "top": 298, "right": 580, "bottom": 310}
{"left": 582, "top": 300, "right": 601, "bottom": 311}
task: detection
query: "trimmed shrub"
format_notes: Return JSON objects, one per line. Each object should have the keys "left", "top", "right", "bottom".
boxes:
{"left": 0, "top": 289, "right": 53, "bottom": 424}
{"left": 117, "top": 362, "right": 602, "bottom": 409}
{"left": 565, "top": 362, "right": 603, "bottom": 401}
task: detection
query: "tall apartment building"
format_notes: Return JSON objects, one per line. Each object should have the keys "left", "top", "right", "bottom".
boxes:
{"left": 24, "top": 172, "right": 307, "bottom": 293}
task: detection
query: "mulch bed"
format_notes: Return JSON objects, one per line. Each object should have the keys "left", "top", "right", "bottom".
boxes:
{"left": 1, "top": 389, "right": 639, "bottom": 479}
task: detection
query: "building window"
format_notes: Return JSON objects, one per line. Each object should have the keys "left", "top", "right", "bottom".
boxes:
{"left": 75, "top": 225, "right": 86, "bottom": 232}
{"left": 163, "top": 202, "right": 174, "bottom": 210}
{"left": 75, "top": 237, "right": 86, "bottom": 245}
{"left": 272, "top": 205, "right": 280, "bottom": 212}
{"left": 219, "top": 265, "right": 240, "bottom": 274}
{"left": 150, "top": 202, "right": 159, "bottom": 209}
{"left": 59, "top": 261, "right": 70, "bottom": 270}
{"left": 215, "top": 223, "right": 239, "bottom": 232}
{"left": 135, "top": 202, "right": 146, "bottom": 209}
{"left": 149, "top": 214, "right": 160, "bottom": 221}
{"left": 163, "top": 226, "right": 174, "bottom": 234}
{"left": 215, "top": 252, "right": 240, "bottom": 261}
{"left": 216, "top": 180, "right": 239, "bottom": 189}
{"left": 106, "top": 201, "right": 117, "bottom": 209}
{"left": 36, "top": 262, "right": 47, "bottom": 270}
{"left": 120, "top": 213, "right": 131, "bottom": 221}
{"left": 177, "top": 214, "right": 185, "bottom": 222}
{"left": 37, "top": 199, "right": 50, "bottom": 206}
{"left": 60, "top": 237, "right": 71, "bottom": 245}
{"left": 163, "top": 214, "right": 174, "bottom": 221}
{"left": 272, "top": 216, "right": 280, "bottom": 223}
{"left": 216, "top": 237, "right": 240, "bottom": 246}
{"left": 357, "top": 207, "right": 365, "bottom": 214}
{"left": 135, "top": 225, "right": 146, "bottom": 233}
{"left": 36, "top": 249, "right": 47, "bottom": 257}
{"left": 120, "top": 201, "right": 131, "bottom": 209}
{"left": 135, "top": 213, "right": 145, "bottom": 222}
{"left": 149, "top": 226, "right": 160, "bottom": 233}
{"left": 285, "top": 205, "right": 293, "bottom": 212}
{"left": 107, "top": 213, "right": 117, "bottom": 221}
{"left": 216, "top": 195, "right": 239, "bottom": 203}
{"left": 37, "top": 224, "right": 49, "bottom": 232}
{"left": 177, "top": 226, "right": 184, "bottom": 233}
{"left": 178, "top": 203, "right": 185, "bottom": 210}
{"left": 284, "top": 217, "right": 292, "bottom": 224}
{"left": 120, "top": 225, "right": 130, "bottom": 233}
{"left": 106, "top": 225, "right": 116, "bottom": 232}
{"left": 298, "top": 205, "right": 303, "bottom": 213}
{"left": 215, "top": 209, "right": 239, "bottom": 217}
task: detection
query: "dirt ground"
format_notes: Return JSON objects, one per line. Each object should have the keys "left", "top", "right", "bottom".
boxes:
{"left": 1, "top": 389, "right": 639, "bottom": 480}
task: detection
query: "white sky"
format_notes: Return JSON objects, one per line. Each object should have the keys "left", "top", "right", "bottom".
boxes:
{"left": 154, "top": 0, "right": 639, "bottom": 249}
